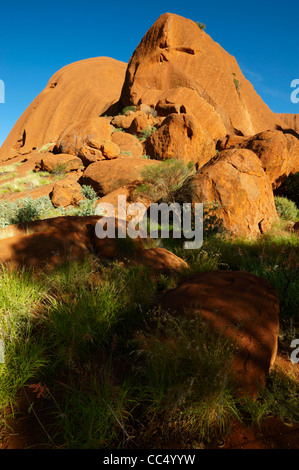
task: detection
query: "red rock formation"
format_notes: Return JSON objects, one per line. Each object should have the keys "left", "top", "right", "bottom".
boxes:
{"left": 189, "top": 148, "right": 278, "bottom": 237}
{"left": 217, "top": 130, "right": 299, "bottom": 188}
{"left": 277, "top": 114, "right": 299, "bottom": 134}
{"left": 157, "top": 270, "right": 280, "bottom": 395}
{"left": 0, "top": 58, "right": 126, "bottom": 162}
{"left": 120, "top": 13, "right": 285, "bottom": 139}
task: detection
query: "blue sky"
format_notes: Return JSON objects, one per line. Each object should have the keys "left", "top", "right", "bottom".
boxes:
{"left": 0, "top": 0, "right": 298, "bottom": 146}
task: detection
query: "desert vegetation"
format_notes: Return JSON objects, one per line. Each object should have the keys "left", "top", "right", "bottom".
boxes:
{"left": 0, "top": 12, "right": 298, "bottom": 450}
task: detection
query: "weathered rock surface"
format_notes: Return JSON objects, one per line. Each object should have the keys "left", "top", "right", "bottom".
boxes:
{"left": 120, "top": 13, "right": 285, "bottom": 139}
{"left": 111, "top": 132, "right": 144, "bottom": 158}
{"left": 80, "top": 157, "right": 161, "bottom": 196}
{"left": 145, "top": 113, "right": 215, "bottom": 166}
{"left": 35, "top": 153, "right": 82, "bottom": 173}
{"left": 217, "top": 130, "right": 299, "bottom": 188}
{"left": 157, "top": 270, "right": 280, "bottom": 395}
{"left": 50, "top": 174, "right": 83, "bottom": 208}
{"left": 0, "top": 58, "right": 126, "bottom": 162}
{"left": 188, "top": 149, "right": 278, "bottom": 237}
{"left": 56, "top": 117, "right": 112, "bottom": 158}
{"left": 277, "top": 114, "right": 299, "bottom": 134}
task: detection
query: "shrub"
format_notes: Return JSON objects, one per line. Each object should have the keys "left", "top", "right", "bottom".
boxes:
{"left": 196, "top": 22, "right": 206, "bottom": 31}
{"left": 136, "top": 159, "right": 196, "bottom": 203}
{"left": 139, "top": 126, "right": 157, "bottom": 141}
{"left": 274, "top": 196, "right": 298, "bottom": 221}
{"left": 134, "top": 309, "right": 239, "bottom": 444}
{"left": 81, "top": 185, "right": 98, "bottom": 202}
{"left": 121, "top": 106, "right": 137, "bottom": 115}
{"left": 277, "top": 172, "right": 299, "bottom": 207}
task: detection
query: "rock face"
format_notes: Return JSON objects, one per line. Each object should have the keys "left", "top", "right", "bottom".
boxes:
{"left": 157, "top": 271, "right": 280, "bottom": 395}
{"left": 189, "top": 149, "right": 278, "bottom": 237}
{"left": 111, "top": 132, "right": 144, "bottom": 158}
{"left": 217, "top": 130, "right": 299, "bottom": 188}
{"left": 120, "top": 13, "right": 284, "bottom": 139}
{"left": 80, "top": 157, "right": 160, "bottom": 196}
{"left": 50, "top": 174, "right": 83, "bottom": 208}
{"left": 277, "top": 114, "right": 299, "bottom": 134}
{"left": 35, "top": 153, "right": 82, "bottom": 173}
{"left": 56, "top": 117, "right": 112, "bottom": 158}
{"left": 0, "top": 58, "right": 126, "bottom": 162}
{"left": 145, "top": 113, "right": 215, "bottom": 166}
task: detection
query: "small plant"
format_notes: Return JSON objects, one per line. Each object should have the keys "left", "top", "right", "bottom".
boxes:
{"left": 277, "top": 172, "right": 299, "bottom": 208}
{"left": 38, "top": 142, "right": 56, "bottom": 153}
{"left": 196, "top": 22, "right": 206, "bottom": 31}
{"left": 81, "top": 185, "right": 98, "bottom": 202}
{"left": 232, "top": 73, "right": 242, "bottom": 92}
{"left": 274, "top": 196, "right": 298, "bottom": 221}
{"left": 135, "top": 159, "right": 196, "bottom": 203}
{"left": 138, "top": 126, "right": 157, "bottom": 141}
{"left": 121, "top": 106, "right": 137, "bottom": 115}
{"left": 120, "top": 150, "right": 133, "bottom": 157}
{"left": 51, "top": 162, "right": 68, "bottom": 177}
{"left": 111, "top": 127, "right": 124, "bottom": 133}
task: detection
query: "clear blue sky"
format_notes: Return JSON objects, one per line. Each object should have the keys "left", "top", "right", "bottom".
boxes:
{"left": 0, "top": 0, "right": 298, "bottom": 146}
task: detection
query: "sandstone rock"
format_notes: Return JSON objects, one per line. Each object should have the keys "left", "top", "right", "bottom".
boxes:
{"left": 36, "top": 153, "right": 82, "bottom": 173}
{"left": 100, "top": 140, "right": 120, "bottom": 159}
{"left": 95, "top": 183, "right": 151, "bottom": 221}
{"left": 79, "top": 147, "right": 104, "bottom": 166}
{"left": 188, "top": 149, "right": 278, "bottom": 237}
{"left": 0, "top": 215, "right": 102, "bottom": 268}
{"left": 0, "top": 227, "right": 90, "bottom": 268}
{"left": 276, "top": 114, "right": 299, "bottom": 134}
{"left": 0, "top": 58, "right": 126, "bottom": 162}
{"left": 51, "top": 175, "right": 83, "bottom": 208}
{"left": 120, "top": 13, "right": 284, "bottom": 138}
{"left": 217, "top": 130, "right": 299, "bottom": 188}
{"left": 111, "top": 111, "right": 156, "bottom": 135}
{"left": 127, "top": 111, "right": 156, "bottom": 135}
{"left": 56, "top": 117, "right": 112, "bottom": 158}
{"left": 157, "top": 270, "right": 280, "bottom": 395}
{"left": 80, "top": 157, "right": 161, "bottom": 196}
{"left": 145, "top": 113, "right": 215, "bottom": 166}
{"left": 151, "top": 87, "right": 228, "bottom": 140}
{"left": 111, "top": 132, "right": 144, "bottom": 158}
{"left": 90, "top": 217, "right": 150, "bottom": 258}
{"left": 133, "top": 247, "right": 189, "bottom": 274}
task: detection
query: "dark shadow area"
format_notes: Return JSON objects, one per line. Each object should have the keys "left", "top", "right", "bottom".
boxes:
{"left": 276, "top": 125, "right": 299, "bottom": 140}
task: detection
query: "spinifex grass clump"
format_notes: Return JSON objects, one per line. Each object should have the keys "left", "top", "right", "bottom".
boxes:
{"left": 274, "top": 196, "right": 298, "bottom": 221}
{"left": 136, "top": 159, "right": 196, "bottom": 203}
{"left": 0, "top": 266, "right": 49, "bottom": 412}
{"left": 133, "top": 309, "right": 240, "bottom": 444}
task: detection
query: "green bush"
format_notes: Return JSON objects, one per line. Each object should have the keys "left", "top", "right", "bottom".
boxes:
{"left": 196, "top": 22, "right": 206, "bottom": 31}
{"left": 139, "top": 126, "right": 157, "bottom": 141}
{"left": 274, "top": 196, "right": 298, "bottom": 221}
{"left": 121, "top": 106, "right": 137, "bottom": 115}
{"left": 136, "top": 159, "right": 196, "bottom": 203}
{"left": 278, "top": 172, "right": 299, "bottom": 207}
{"left": 81, "top": 185, "right": 98, "bottom": 202}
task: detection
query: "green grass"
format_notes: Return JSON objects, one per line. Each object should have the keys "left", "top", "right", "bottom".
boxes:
{"left": 0, "top": 216, "right": 298, "bottom": 448}
{"left": 0, "top": 170, "right": 52, "bottom": 194}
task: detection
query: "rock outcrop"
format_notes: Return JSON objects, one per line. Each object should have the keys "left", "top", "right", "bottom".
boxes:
{"left": 188, "top": 149, "right": 278, "bottom": 237}
{"left": 0, "top": 58, "right": 126, "bottom": 162}
{"left": 217, "top": 130, "right": 299, "bottom": 188}
{"left": 277, "top": 114, "right": 299, "bottom": 134}
{"left": 120, "top": 13, "right": 285, "bottom": 139}
{"left": 80, "top": 157, "right": 161, "bottom": 196}
{"left": 157, "top": 270, "right": 280, "bottom": 395}
{"left": 145, "top": 113, "right": 215, "bottom": 166}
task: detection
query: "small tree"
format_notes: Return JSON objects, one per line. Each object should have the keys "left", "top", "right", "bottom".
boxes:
{"left": 196, "top": 22, "right": 206, "bottom": 31}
